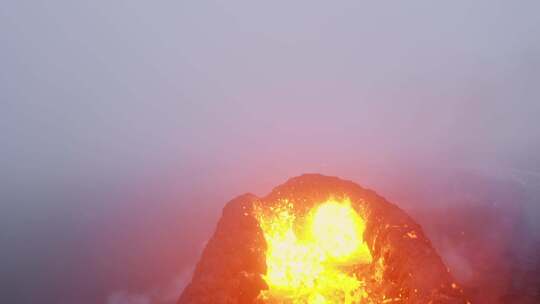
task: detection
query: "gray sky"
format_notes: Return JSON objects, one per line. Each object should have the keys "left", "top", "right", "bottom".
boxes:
{"left": 1, "top": 1, "right": 539, "bottom": 303}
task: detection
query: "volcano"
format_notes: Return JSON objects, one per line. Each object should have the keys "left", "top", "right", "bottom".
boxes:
{"left": 178, "top": 174, "right": 469, "bottom": 304}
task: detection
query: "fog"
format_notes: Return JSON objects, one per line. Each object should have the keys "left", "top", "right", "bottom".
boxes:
{"left": 1, "top": 1, "right": 539, "bottom": 303}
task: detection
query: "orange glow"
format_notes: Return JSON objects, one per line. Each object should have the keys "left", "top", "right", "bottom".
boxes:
{"left": 255, "top": 198, "right": 372, "bottom": 303}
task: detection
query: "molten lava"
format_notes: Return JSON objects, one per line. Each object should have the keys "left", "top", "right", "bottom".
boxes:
{"left": 178, "top": 174, "right": 470, "bottom": 304}
{"left": 255, "top": 198, "right": 372, "bottom": 303}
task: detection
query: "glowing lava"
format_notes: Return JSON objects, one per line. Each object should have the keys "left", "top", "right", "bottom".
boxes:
{"left": 256, "top": 198, "right": 372, "bottom": 304}
{"left": 179, "top": 174, "right": 471, "bottom": 304}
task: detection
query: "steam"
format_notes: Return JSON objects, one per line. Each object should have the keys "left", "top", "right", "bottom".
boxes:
{"left": 1, "top": 0, "right": 539, "bottom": 303}
{"left": 107, "top": 292, "right": 150, "bottom": 304}
{"left": 438, "top": 240, "right": 473, "bottom": 283}
{"left": 106, "top": 267, "right": 194, "bottom": 304}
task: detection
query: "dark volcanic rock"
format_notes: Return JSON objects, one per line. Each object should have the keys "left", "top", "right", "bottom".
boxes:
{"left": 179, "top": 174, "right": 469, "bottom": 304}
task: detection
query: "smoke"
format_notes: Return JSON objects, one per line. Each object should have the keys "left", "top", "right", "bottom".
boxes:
{"left": 1, "top": 1, "right": 539, "bottom": 303}
{"left": 391, "top": 166, "right": 540, "bottom": 303}
{"left": 161, "top": 269, "right": 195, "bottom": 302}
{"left": 106, "top": 266, "right": 194, "bottom": 304}
{"left": 104, "top": 239, "right": 205, "bottom": 304}
{"left": 107, "top": 292, "right": 151, "bottom": 304}
{"left": 438, "top": 240, "right": 474, "bottom": 283}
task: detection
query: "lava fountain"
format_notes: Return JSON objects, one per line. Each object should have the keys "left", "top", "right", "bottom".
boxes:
{"left": 178, "top": 174, "right": 469, "bottom": 304}
{"left": 255, "top": 198, "right": 372, "bottom": 303}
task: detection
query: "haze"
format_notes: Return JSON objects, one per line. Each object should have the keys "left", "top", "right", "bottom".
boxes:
{"left": 1, "top": 1, "right": 539, "bottom": 303}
